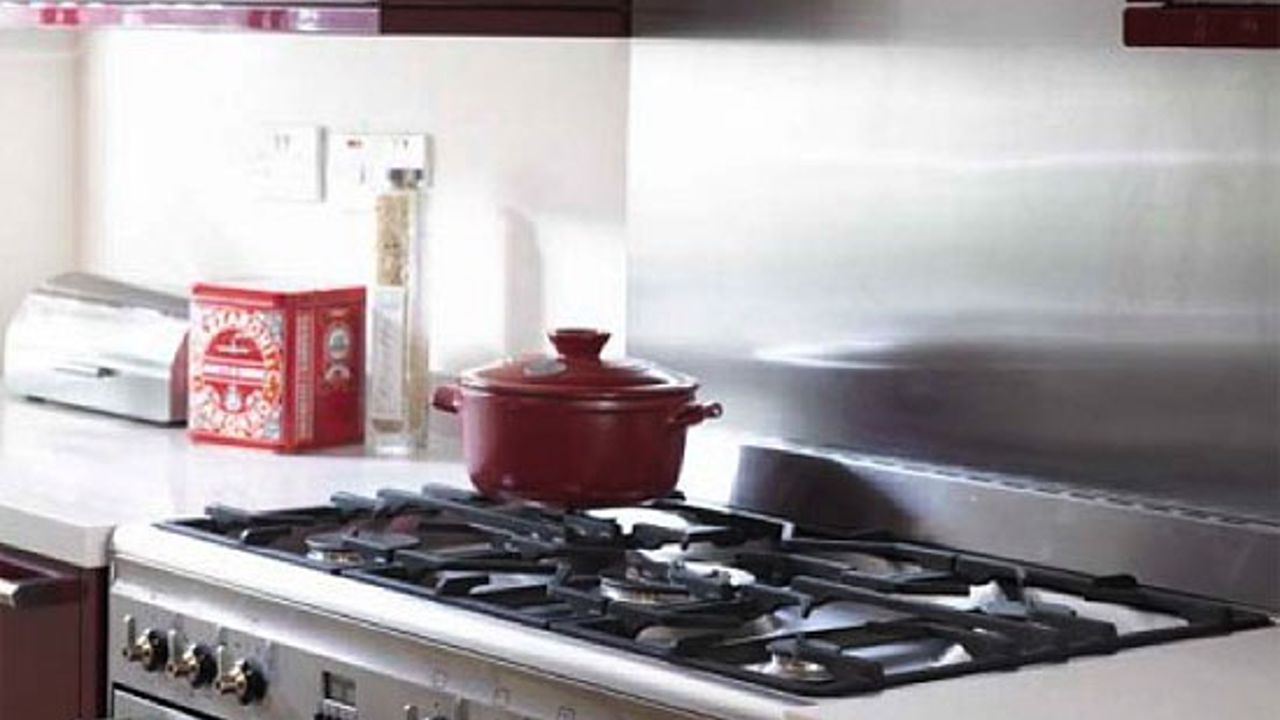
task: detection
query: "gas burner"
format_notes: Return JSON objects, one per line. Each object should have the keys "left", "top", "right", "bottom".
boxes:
{"left": 633, "top": 610, "right": 793, "bottom": 650}
{"left": 599, "top": 573, "right": 693, "bottom": 606}
{"left": 595, "top": 554, "right": 759, "bottom": 606}
{"left": 749, "top": 652, "right": 836, "bottom": 684}
{"left": 678, "top": 561, "right": 756, "bottom": 590}
{"left": 304, "top": 530, "right": 420, "bottom": 567}
{"left": 305, "top": 533, "right": 364, "bottom": 566}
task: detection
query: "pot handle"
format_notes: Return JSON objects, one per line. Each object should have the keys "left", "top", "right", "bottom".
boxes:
{"left": 670, "top": 401, "right": 723, "bottom": 429}
{"left": 432, "top": 385, "right": 464, "bottom": 414}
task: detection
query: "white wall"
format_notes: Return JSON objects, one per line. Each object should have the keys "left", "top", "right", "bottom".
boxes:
{"left": 0, "top": 30, "right": 79, "bottom": 371}
{"left": 80, "top": 32, "right": 629, "bottom": 370}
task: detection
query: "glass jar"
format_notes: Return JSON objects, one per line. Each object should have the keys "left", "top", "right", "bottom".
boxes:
{"left": 368, "top": 167, "right": 429, "bottom": 456}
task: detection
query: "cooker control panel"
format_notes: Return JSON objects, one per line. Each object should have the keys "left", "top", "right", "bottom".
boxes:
{"left": 109, "top": 578, "right": 701, "bottom": 720}
{"left": 117, "top": 613, "right": 273, "bottom": 710}
{"left": 112, "top": 606, "right": 463, "bottom": 720}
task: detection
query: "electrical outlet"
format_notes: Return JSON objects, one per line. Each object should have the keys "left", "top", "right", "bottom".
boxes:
{"left": 250, "top": 125, "right": 325, "bottom": 202}
{"left": 327, "top": 132, "right": 433, "bottom": 208}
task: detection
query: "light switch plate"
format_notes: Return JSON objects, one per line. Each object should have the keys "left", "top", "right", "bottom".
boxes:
{"left": 250, "top": 125, "right": 325, "bottom": 202}
{"left": 327, "top": 132, "right": 433, "bottom": 209}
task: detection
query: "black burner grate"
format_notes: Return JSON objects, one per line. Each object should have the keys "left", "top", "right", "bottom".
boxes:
{"left": 159, "top": 484, "right": 1272, "bottom": 698}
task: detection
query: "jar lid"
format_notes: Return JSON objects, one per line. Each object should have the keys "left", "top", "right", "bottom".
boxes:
{"left": 460, "top": 329, "right": 697, "bottom": 399}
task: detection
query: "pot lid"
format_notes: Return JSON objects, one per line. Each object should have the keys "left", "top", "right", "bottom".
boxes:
{"left": 461, "top": 329, "right": 698, "bottom": 399}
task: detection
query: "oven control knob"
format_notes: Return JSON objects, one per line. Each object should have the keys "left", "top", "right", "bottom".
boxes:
{"left": 215, "top": 659, "right": 268, "bottom": 705}
{"left": 131, "top": 629, "right": 168, "bottom": 673}
{"left": 169, "top": 643, "right": 217, "bottom": 687}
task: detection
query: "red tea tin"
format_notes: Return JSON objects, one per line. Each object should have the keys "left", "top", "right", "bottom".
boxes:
{"left": 189, "top": 281, "right": 365, "bottom": 452}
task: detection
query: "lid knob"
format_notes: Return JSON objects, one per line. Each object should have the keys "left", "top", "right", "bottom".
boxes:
{"left": 549, "top": 329, "right": 611, "bottom": 361}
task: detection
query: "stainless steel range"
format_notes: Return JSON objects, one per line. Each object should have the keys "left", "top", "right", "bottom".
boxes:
{"left": 107, "top": 481, "right": 1269, "bottom": 720}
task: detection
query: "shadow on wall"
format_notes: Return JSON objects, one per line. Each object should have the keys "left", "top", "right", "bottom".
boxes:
{"left": 503, "top": 207, "right": 545, "bottom": 356}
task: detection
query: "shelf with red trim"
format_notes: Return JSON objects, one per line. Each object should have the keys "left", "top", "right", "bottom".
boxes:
{"left": 0, "top": 1, "right": 630, "bottom": 36}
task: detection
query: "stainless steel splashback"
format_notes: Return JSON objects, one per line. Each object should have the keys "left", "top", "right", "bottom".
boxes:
{"left": 728, "top": 441, "right": 1280, "bottom": 610}
{"left": 628, "top": 0, "right": 1280, "bottom": 524}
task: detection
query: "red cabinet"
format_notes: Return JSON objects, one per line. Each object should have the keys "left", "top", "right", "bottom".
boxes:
{"left": 1125, "top": 2, "right": 1280, "bottom": 48}
{"left": 382, "top": 0, "right": 630, "bottom": 35}
{"left": 0, "top": 545, "right": 106, "bottom": 720}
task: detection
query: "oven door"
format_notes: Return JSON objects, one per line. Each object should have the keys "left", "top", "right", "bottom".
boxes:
{"left": 112, "top": 689, "right": 216, "bottom": 719}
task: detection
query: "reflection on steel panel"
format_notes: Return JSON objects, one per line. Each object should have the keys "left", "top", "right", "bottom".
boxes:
{"left": 627, "top": 0, "right": 1280, "bottom": 523}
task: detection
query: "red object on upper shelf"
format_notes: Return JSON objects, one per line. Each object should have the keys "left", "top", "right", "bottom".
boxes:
{"left": 0, "top": 0, "right": 630, "bottom": 36}
{"left": 1125, "top": 2, "right": 1280, "bottom": 48}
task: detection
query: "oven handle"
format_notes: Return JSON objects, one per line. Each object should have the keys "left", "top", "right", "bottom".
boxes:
{"left": 0, "top": 573, "right": 79, "bottom": 609}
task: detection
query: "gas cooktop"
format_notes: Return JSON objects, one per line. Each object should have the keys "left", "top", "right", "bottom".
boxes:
{"left": 160, "top": 484, "right": 1271, "bottom": 698}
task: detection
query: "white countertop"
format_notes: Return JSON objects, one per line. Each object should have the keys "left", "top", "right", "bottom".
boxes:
{"left": 0, "top": 394, "right": 471, "bottom": 568}
{"left": 785, "top": 626, "right": 1280, "bottom": 720}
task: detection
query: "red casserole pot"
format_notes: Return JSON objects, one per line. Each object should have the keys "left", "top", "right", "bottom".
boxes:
{"left": 432, "top": 329, "right": 722, "bottom": 507}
